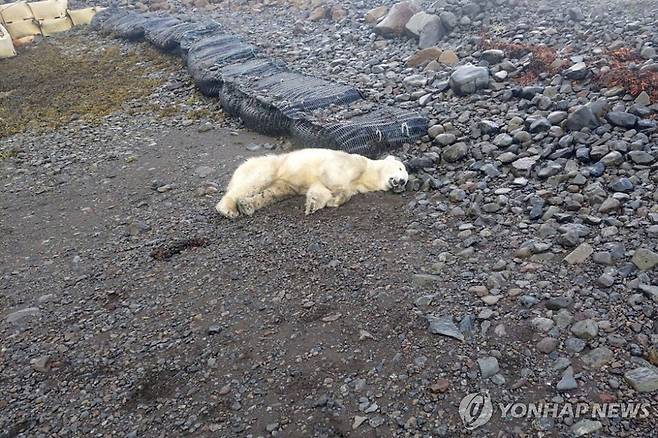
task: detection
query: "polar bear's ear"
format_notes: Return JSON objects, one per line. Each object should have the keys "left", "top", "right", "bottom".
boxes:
{"left": 384, "top": 155, "right": 396, "bottom": 161}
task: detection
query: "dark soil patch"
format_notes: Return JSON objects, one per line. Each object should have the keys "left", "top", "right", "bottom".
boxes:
{"left": 150, "top": 237, "right": 211, "bottom": 261}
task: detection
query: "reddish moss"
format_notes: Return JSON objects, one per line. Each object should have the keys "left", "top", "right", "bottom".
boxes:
{"left": 478, "top": 36, "right": 558, "bottom": 85}
{"left": 594, "top": 47, "right": 658, "bottom": 102}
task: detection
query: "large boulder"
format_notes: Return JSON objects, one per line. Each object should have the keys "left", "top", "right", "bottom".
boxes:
{"left": 374, "top": 1, "right": 421, "bottom": 36}
{"left": 405, "top": 11, "right": 438, "bottom": 37}
{"left": 449, "top": 64, "right": 490, "bottom": 95}
{"left": 418, "top": 15, "right": 446, "bottom": 48}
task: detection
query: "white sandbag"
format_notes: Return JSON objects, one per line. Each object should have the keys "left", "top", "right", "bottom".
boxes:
{"left": 28, "top": 0, "right": 68, "bottom": 21}
{"left": 67, "top": 6, "right": 102, "bottom": 26}
{"left": 38, "top": 15, "right": 71, "bottom": 36}
{"left": 5, "top": 19, "right": 41, "bottom": 39}
{"left": 0, "top": 23, "right": 17, "bottom": 58}
{"left": 0, "top": 1, "right": 35, "bottom": 23}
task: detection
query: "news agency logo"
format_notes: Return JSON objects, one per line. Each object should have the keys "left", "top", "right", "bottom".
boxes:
{"left": 459, "top": 392, "right": 494, "bottom": 430}
{"left": 458, "top": 392, "right": 653, "bottom": 430}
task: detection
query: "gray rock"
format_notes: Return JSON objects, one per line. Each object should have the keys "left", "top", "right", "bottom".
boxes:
{"left": 442, "top": 142, "right": 468, "bottom": 162}
{"left": 405, "top": 11, "right": 437, "bottom": 37}
{"left": 564, "top": 62, "right": 588, "bottom": 80}
{"left": 565, "top": 337, "right": 587, "bottom": 353}
{"left": 567, "top": 7, "right": 584, "bottom": 21}
{"left": 439, "top": 11, "right": 457, "bottom": 31}
{"left": 632, "top": 248, "right": 658, "bottom": 271}
{"left": 481, "top": 49, "right": 504, "bottom": 64}
{"left": 477, "top": 356, "right": 500, "bottom": 378}
{"left": 571, "top": 319, "right": 598, "bottom": 340}
{"left": 624, "top": 367, "right": 658, "bottom": 392}
{"left": 606, "top": 111, "right": 639, "bottom": 128}
{"left": 564, "top": 242, "right": 593, "bottom": 264}
{"left": 512, "top": 155, "right": 539, "bottom": 172}
{"left": 600, "top": 151, "right": 623, "bottom": 166}
{"left": 418, "top": 16, "right": 446, "bottom": 48}
{"left": 628, "top": 151, "right": 655, "bottom": 164}
{"left": 640, "top": 45, "right": 656, "bottom": 60}
{"left": 571, "top": 419, "right": 602, "bottom": 437}
{"left": 449, "top": 65, "right": 490, "bottom": 95}
{"left": 581, "top": 347, "right": 614, "bottom": 369}
{"left": 537, "top": 337, "right": 559, "bottom": 353}
{"left": 412, "top": 273, "right": 441, "bottom": 288}
{"left": 435, "top": 133, "right": 456, "bottom": 146}
{"left": 426, "top": 315, "right": 464, "bottom": 341}
{"left": 639, "top": 284, "right": 658, "bottom": 302}
{"left": 557, "top": 367, "right": 578, "bottom": 391}
{"left": 609, "top": 177, "right": 633, "bottom": 193}
{"left": 566, "top": 103, "right": 605, "bottom": 131}
{"left": 598, "top": 197, "right": 621, "bottom": 213}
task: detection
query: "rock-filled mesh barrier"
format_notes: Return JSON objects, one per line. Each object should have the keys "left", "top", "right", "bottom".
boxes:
{"left": 91, "top": 9, "right": 428, "bottom": 157}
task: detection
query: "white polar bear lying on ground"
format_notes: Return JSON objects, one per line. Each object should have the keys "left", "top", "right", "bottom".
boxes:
{"left": 215, "top": 148, "right": 409, "bottom": 218}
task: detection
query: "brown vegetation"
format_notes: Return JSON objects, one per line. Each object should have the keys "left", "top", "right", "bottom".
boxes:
{"left": 595, "top": 48, "right": 658, "bottom": 101}
{"left": 478, "top": 36, "right": 559, "bottom": 85}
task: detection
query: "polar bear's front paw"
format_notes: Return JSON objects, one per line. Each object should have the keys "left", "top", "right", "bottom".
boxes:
{"left": 236, "top": 199, "right": 255, "bottom": 216}
{"left": 305, "top": 197, "right": 321, "bottom": 215}
{"left": 216, "top": 201, "right": 239, "bottom": 219}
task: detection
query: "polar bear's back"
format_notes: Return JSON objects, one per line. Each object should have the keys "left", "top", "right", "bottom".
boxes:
{"left": 276, "top": 149, "right": 367, "bottom": 188}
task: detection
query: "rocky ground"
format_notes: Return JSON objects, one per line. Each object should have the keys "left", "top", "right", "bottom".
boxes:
{"left": 2, "top": 0, "right": 658, "bottom": 437}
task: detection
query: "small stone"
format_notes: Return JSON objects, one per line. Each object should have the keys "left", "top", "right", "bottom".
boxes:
{"left": 478, "top": 356, "right": 500, "bottom": 378}
{"left": 406, "top": 47, "right": 442, "bottom": 66}
{"left": 352, "top": 416, "right": 368, "bottom": 429}
{"left": 536, "top": 337, "right": 559, "bottom": 353}
{"left": 598, "top": 198, "right": 621, "bottom": 214}
{"left": 571, "top": 419, "right": 602, "bottom": 437}
{"left": 438, "top": 50, "right": 458, "bottom": 65}
{"left": 565, "top": 337, "right": 586, "bottom": 353}
{"left": 412, "top": 274, "right": 441, "bottom": 288}
{"left": 631, "top": 248, "right": 658, "bottom": 271}
{"left": 571, "top": 319, "right": 598, "bottom": 340}
{"left": 582, "top": 347, "right": 614, "bottom": 369}
{"left": 564, "top": 242, "right": 593, "bottom": 264}
{"left": 624, "top": 367, "right": 658, "bottom": 392}
{"left": 442, "top": 143, "right": 468, "bottom": 162}
{"left": 449, "top": 64, "right": 490, "bottom": 95}
{"left": 606, "top": 111, "right": 639, "bottom": 128}
{"left": 426, "top": 315, "right": 464, "bottom": 341}
{"left": 557, "top": 367, "right": 578, "bottom": 391}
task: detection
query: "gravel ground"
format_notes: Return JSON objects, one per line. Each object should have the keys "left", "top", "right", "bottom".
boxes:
{"left": 2, "top": 0, "right": 658, "bottom": 436}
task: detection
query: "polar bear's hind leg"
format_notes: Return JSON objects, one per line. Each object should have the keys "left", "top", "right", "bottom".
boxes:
{"left": 239, "top": 180, "right": 293, "bottom": 216}
{"left": 216, "top": 156, "right": 279, "bottom": 219}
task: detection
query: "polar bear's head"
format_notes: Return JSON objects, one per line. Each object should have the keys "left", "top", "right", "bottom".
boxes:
{"left": 379, "top": 155, "right": 409, "bottom": 193}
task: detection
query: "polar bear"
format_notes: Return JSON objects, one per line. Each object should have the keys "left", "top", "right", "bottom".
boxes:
{"left": 215, "top": 148, "right": 408, "bottom": 218}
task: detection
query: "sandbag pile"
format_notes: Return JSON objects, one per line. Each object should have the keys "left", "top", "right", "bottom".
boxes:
{"left": 0, "top": 22, "right": 17, "bottom": 57}
{"left": 0, "top": 0, "right": 104, "bottom": 54}
{"left": 91, "top": 9, "right": 427, "bottom": 157}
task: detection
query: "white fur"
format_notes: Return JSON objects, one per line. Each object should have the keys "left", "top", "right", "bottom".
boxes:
{"left": 215, "top": 148, "right": 408, "bottom": 218}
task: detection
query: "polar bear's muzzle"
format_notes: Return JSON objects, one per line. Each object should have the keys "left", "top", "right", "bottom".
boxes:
{"left": 388, "top": 177, "right": 407, "bottom": 193}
